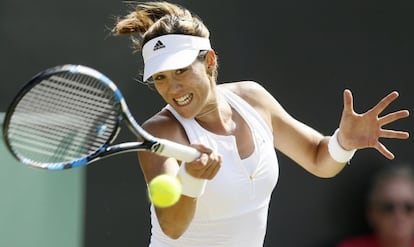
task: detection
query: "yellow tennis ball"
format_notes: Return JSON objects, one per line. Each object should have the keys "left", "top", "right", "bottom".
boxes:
{"left": 148, "top": 174, "right": 182, "bottom": 208}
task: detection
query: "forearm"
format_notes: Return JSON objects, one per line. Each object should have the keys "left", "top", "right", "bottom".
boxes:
{"left": 276, "top": 125, "right": 351, "bottom": 178}
{"left": 312, "top": 136, "right": 349, "bottom": 178}
{"left": 154, "top": 195, "right": 197, "bottom": 239}
{"left": 139, "top": 154, "right": 196, "bottom": 238}
{"left": 155, "top": 162, "right": 208, "bottom": 239}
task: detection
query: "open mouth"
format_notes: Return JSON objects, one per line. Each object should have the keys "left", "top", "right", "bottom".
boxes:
{"left": 174, "top": 93, "right": 193, "bottom": 106}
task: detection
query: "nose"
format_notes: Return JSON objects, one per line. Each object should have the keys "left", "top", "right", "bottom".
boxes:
{"left": 168, "top": 77, "right": 183, "bottom": 93}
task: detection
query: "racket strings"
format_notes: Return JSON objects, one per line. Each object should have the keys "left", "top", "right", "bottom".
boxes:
{"left": 23, "top": 74, "right": 116, "bottom": 121}
{"left": 8, "top": 73, "right": 120, "bottom": 164}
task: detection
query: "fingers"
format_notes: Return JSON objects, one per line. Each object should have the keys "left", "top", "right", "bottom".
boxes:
{"left": 339, "top": 89, "right": 409, "bottom": 161}
{"left": 342, "top": 89, "right": 354, "bottom": 114}
{"left": 379, "top": 129, "right": 410, "bottom": 140}
{"left": 186, "top": 144, "right": 222, "bottom": 180}
{"left": 343, "top": 90, "right": 403, "bottom": 116}
{"left": 371, "top": 91, "right": 400, "bottom": 115}
{"left": 379, "top": 110, "right": 410, "bottom": 126}
{"left": 198, "top": 152, "right": 222, "bottom": 179}
{"left": 377, "top": 106, "right": 410, "bottom": 140}
{"left": 190, "top": 143, "right": 213, "bottom": 154}
{"left": 375, "top": 142, "right": 395, "bottom": 160}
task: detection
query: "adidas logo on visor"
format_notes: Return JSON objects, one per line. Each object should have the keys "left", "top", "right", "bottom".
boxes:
{"left": 153, "top": 40, "right": 166, "bottom": 51}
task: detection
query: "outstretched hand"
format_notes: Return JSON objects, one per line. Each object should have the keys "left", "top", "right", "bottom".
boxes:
{"left": 337, "top": 89, "right": 410, "bottom": 159}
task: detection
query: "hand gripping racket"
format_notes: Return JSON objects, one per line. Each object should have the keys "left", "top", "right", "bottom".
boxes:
{"left": 3, "top": 64, "right": 200, "bottom": 170}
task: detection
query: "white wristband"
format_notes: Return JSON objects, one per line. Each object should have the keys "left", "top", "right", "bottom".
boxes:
{"left": 328, "top": 129, "right": 357, "bottom": 163}
{"left": 177, "top": 162, "right": 207, "bottom": 198}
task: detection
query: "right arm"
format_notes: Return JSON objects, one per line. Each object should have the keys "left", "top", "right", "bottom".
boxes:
{"left": 138, "top": 110, "right": 221, "bottom": 239}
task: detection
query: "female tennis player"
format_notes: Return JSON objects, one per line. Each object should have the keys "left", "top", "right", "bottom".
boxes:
{"left": 112, "top": 2, "right": 410, "bottom": 246}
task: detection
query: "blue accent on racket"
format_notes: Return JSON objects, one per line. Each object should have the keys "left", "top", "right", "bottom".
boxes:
{"left": 3, "top": 64, "right": 200, "bottom": 170}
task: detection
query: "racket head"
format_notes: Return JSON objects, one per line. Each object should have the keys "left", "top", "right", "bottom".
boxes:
{"left": 3, "top": 64, "right": 124, "bottom": 170}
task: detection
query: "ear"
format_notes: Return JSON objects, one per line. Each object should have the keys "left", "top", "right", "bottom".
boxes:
{"left": 205, "top": 50, "right": 217, "bottom": 68}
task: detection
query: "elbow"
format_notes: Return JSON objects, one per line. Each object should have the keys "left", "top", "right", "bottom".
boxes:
{"left": 307, "top": 164, "right": 343, "bottom": 178}
{"left": 155, "top": 196, "right": 196, "bottom": 239}
{"left": 316, "top": 166, "right": 351, "bottom": 178}
{"left": 314, "top": 171, "right": 340, "bottom": 179}
{"left": 161, "top": 224, "right": 185, "bottom": 239}
{"left": 158, "top": 216, "right": 189, "bottom": 239}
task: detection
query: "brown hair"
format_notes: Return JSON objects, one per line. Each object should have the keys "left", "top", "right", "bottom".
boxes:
{"left": 112, "top": 1, "right": 218, "bottom": 82}
{"left": 113, "top": 2, "right": 210, "bottom": 50}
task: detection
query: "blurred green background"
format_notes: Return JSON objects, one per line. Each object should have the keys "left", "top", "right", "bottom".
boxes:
{"left": 0, "top": 113, "right": 85, "bottom": 247}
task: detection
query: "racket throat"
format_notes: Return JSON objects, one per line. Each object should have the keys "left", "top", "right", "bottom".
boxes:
{"left": 103, "top": 141, "right": 156, "bottom": 156}
{"left": 149, "top": 140, "right": 163, "bottom": 153}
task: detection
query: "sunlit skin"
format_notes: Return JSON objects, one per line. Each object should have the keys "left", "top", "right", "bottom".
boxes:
{"left": 152, "top": 57, "right": 218, "bottom": 121}
{"left": 138, "top": 50, "right": 410, "bottom": 239}
{"left": 112, "top": 1, "right": 412, "bottom": 243}
{"left": 338, "top": 90, "right": 410, "bottom": 159}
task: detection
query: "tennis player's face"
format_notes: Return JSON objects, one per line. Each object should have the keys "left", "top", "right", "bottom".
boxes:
{"left": 368, "top": 178, "right": 414, "bottom": 242}
{"left": 152, "top": 59, "right": 214, "bottom": 118}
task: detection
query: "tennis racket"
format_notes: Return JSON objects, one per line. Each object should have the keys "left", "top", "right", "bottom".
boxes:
{"left": 3, "top": 64, "right": 200, "bottom": 170}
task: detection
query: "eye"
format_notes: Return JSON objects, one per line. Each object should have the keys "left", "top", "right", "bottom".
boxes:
{"left": 176, "top": 67, "right": 188, "bottom": 75}
{"left": 153, "top": 74, "right": 165, "bottom": 81}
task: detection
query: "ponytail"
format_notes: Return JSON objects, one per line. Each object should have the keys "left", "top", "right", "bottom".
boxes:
{"left": 112, "top": 1, "right": 209, "bottom": 51}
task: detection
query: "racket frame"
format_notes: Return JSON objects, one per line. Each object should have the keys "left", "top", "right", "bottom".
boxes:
{"left": 3, "top": 65, "right": 199, "bottom": 170}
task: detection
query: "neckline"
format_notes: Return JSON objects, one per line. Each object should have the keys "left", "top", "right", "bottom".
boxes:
{"left": 193, "top": 91, "right": 257, "bottom": 161}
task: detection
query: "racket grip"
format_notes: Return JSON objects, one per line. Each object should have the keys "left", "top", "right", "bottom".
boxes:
{"left": 156, "top": 138, "right": 200, "bottom": 162}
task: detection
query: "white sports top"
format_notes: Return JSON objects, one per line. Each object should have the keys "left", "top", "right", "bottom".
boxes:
{"left": 149, "top": 86, "right": 279, "bottom": 247}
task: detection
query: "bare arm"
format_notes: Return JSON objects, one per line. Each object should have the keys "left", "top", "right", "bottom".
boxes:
{"left": 223, "top": 82, "right": 410, "bottom": 178}
{"left": 262, "top": 86, "right": 344, "bottom": 178}
{"left": 138, "top": 111, "right": 221, "bottom": 239}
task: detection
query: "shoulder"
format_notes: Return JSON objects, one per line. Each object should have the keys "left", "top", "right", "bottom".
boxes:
{"left": 218, "top": 80, "right": 267, "bottom": 97}
{"left": 218, "top": 81, "right": 286, "bottom": 121}
{"left": 218, "top": 81, "right": 273, "bottom": 108}
{"left": 141, "top": 108, "right": 189, "bottom": 145}
{"left": 218, "top": 81, "right": 283, "bottom": 131}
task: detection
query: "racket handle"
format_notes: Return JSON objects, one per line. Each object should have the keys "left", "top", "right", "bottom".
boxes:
{"left": 156, "top": 138, "right": 200, "bottom": 162}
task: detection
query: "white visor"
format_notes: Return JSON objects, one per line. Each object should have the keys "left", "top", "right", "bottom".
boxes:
{"left": 142, "top": 34, "right": 211, "bottom": 81}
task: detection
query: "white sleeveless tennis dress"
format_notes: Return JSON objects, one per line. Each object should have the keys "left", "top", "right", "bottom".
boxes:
{"left": 149, "top": 86, "right": 279, "bottom": 247}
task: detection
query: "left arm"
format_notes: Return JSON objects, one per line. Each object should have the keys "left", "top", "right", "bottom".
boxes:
{"left": 228, "top": 82, "right": 410, "bottom": 178}
{"left": 267, "top": 95, "right": 344, "bottom": 178}
{"left": 274, "top": 88, "right": 409, "bottom": 178}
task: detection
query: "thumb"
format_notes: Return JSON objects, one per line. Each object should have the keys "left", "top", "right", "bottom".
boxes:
{"left": 343, "top": 89, "right": 354, "bottom": 114}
